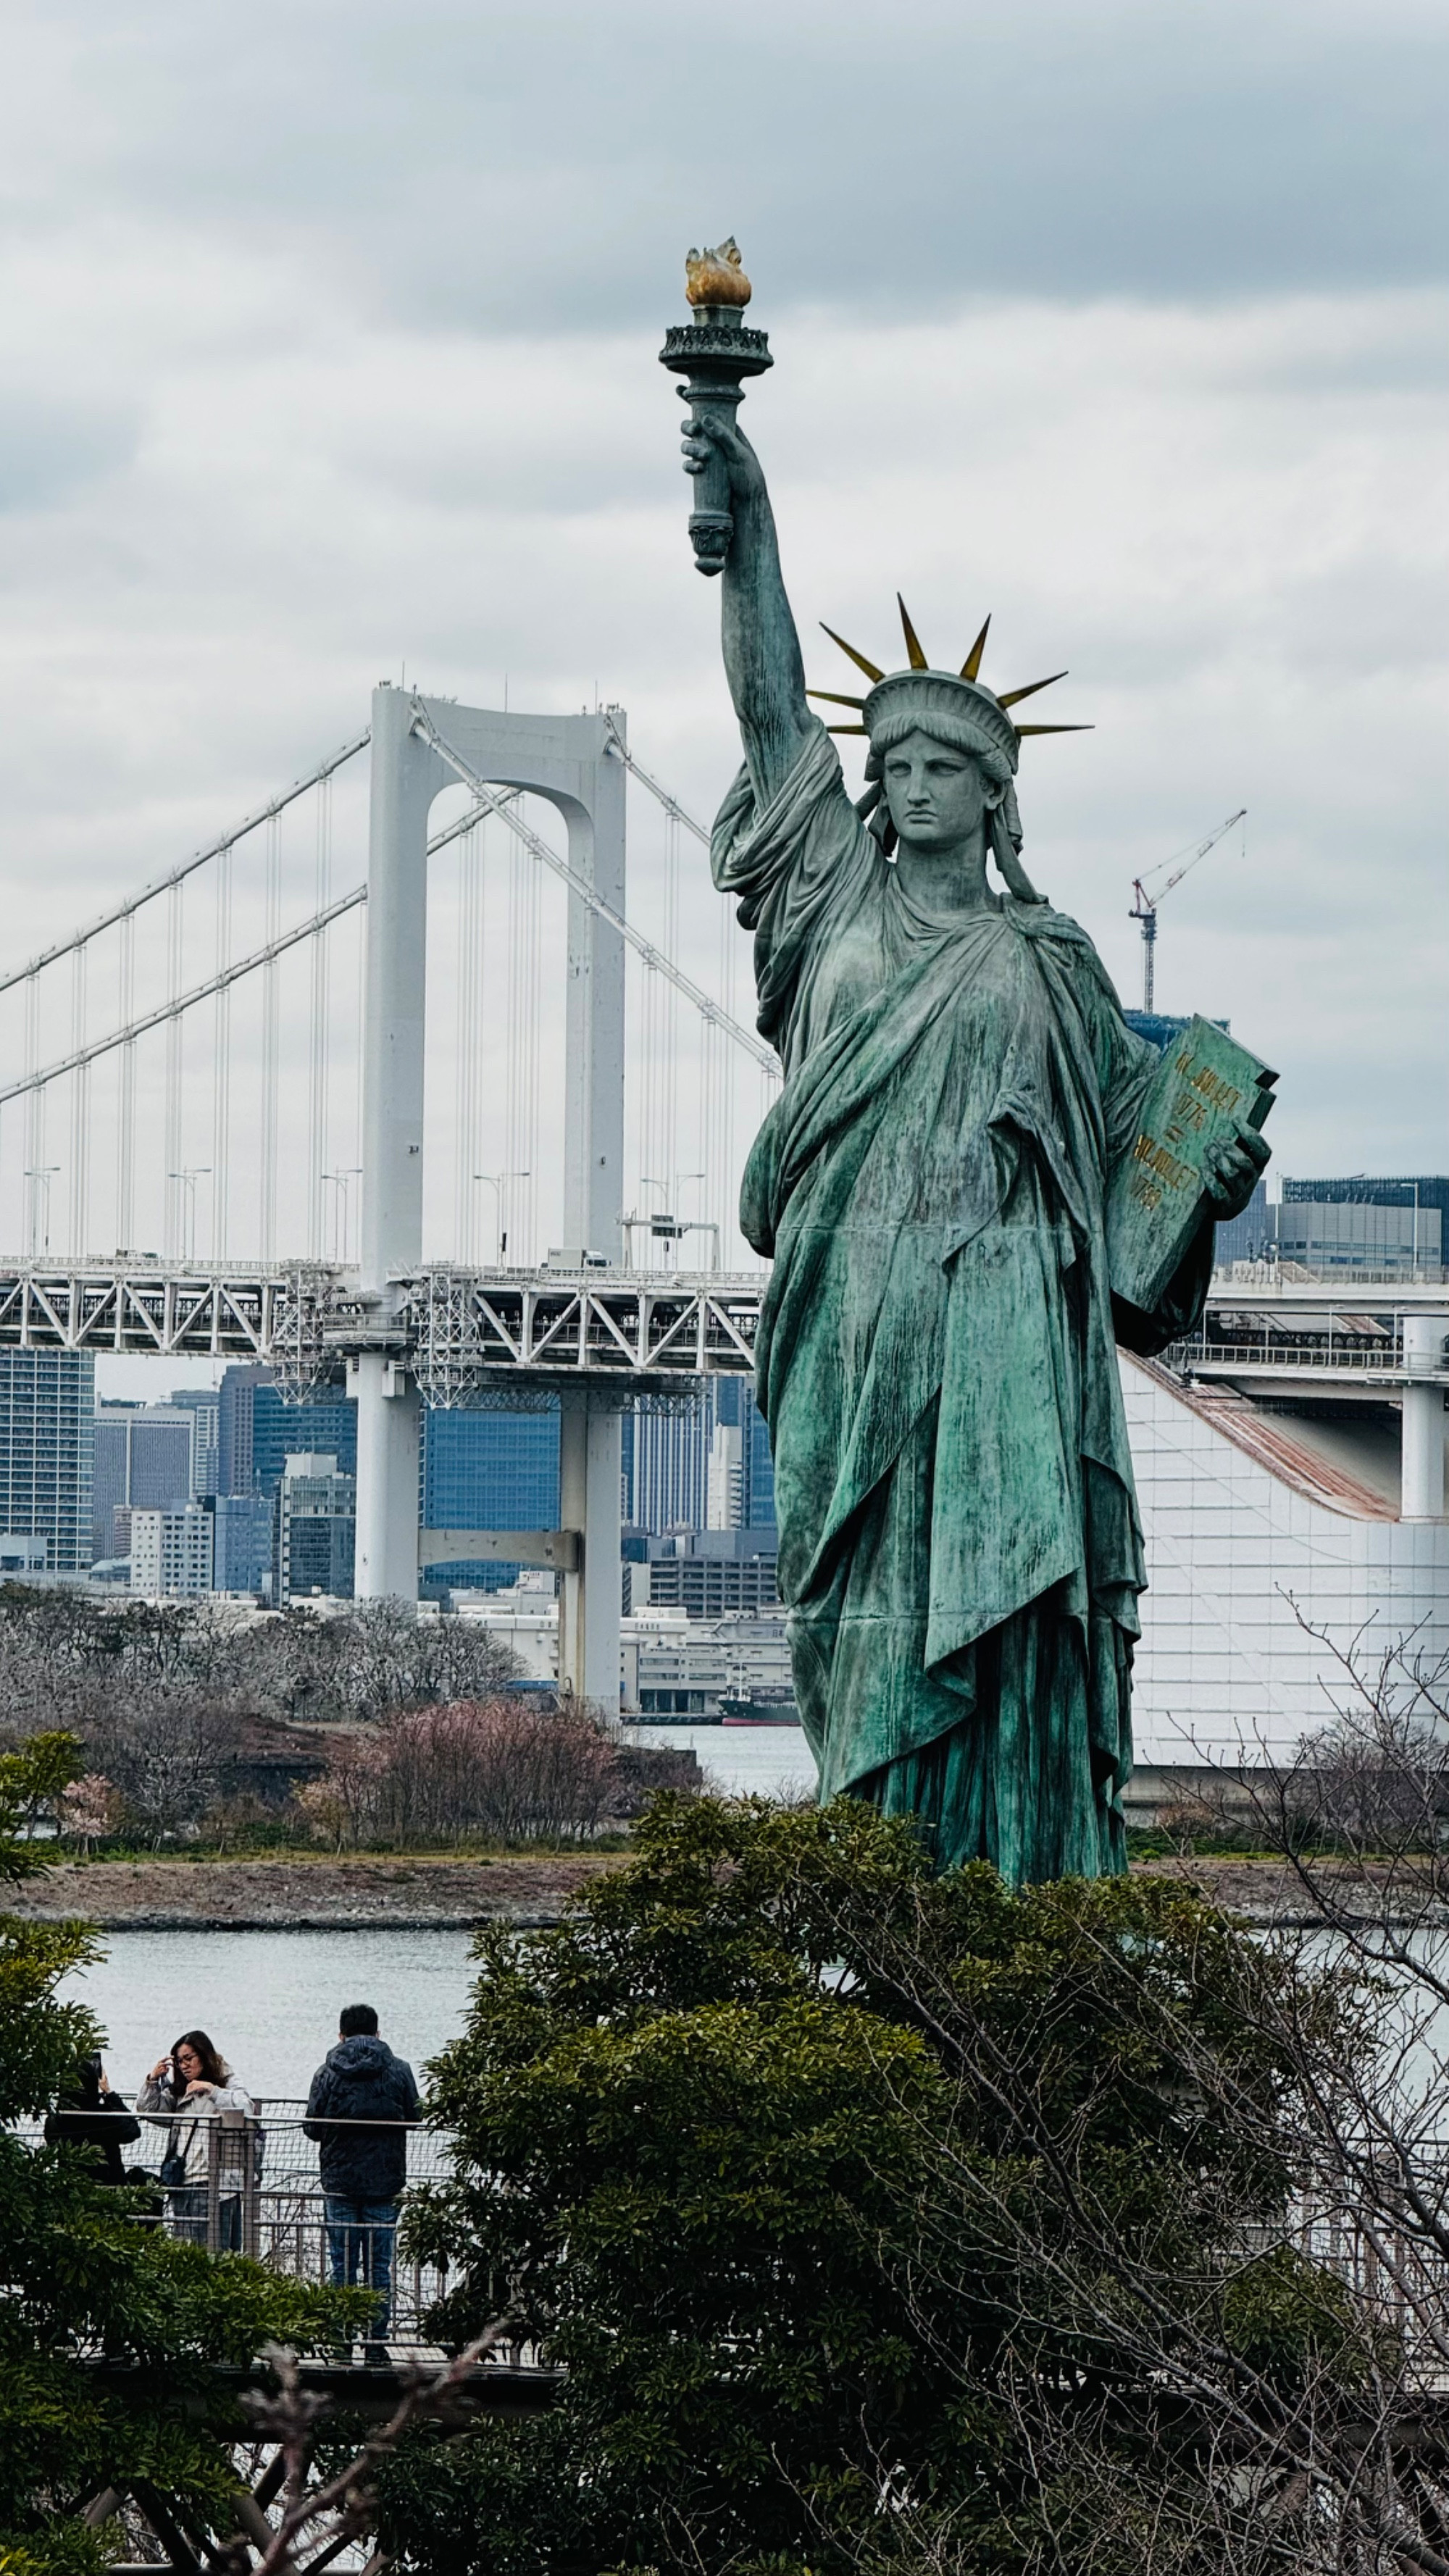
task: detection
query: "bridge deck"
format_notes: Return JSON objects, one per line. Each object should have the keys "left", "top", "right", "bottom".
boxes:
{"left": 0, "top": 1263, "right": 1440, "bottom": 1393}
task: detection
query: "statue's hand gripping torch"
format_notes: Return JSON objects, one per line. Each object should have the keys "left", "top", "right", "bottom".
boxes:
{"left": 659, "top": 237, "right": 772, "bottom": 576}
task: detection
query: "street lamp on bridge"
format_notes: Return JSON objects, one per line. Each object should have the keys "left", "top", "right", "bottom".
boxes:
{"left": 322, "top": 1168, "right": 362, "bottom": 1264}
{"left": 472, "top": 1170, "right": 530, "bottom": 1264}
{"left": 22, "top": 1167, "right": 59, "bottom": 1259}
{"left": 167, "top": 1167, "right": 210, "bottom": 1267}
{"left": 637, "top": 1172, "right": 719, "bottom": 1269}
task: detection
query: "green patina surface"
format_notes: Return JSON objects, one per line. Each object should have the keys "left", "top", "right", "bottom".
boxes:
{"left": 714, "top": 728, "right": 1209, "bottom": 1882}
{"left": 669, "top": 272, "right": 1261, "bottom": 1883}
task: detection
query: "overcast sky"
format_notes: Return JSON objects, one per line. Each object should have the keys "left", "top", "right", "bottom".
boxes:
{"left": 0, "top": 0, "right": 1444, "bottom": 1324}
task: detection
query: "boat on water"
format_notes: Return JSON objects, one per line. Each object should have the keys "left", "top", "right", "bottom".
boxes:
{"left": 719, "top": 1690, "right": 801, "bottom": 1729}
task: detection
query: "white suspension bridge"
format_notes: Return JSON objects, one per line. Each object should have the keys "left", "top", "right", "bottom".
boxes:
{"left": 2, "top": 686, "right": 1444, "bottom": 1699}
{"left": 0, "top": 684, "right": 783, "bottom": 1699}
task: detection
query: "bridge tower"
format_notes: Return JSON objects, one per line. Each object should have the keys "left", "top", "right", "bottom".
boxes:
{"left": 351, "top": 685, "right": 627, "bottom": 1704}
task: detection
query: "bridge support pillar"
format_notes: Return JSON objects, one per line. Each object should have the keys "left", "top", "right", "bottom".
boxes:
{"left": 350, "top": 1351, "right": 420, "bottom": 1600}
{"left": 558, "top": 1391, "right": 622, "bottom": 1707}
{"left": 355, "top": 687, "right": 627, "bottom": 1651}
{"left": 1401, "top": 1314, "right": 1449, "bottom": 1521}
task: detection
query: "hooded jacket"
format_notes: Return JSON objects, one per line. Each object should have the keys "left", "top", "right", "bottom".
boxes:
{"left": 302, "top": 2035, "right": 420, "bottom": 2204}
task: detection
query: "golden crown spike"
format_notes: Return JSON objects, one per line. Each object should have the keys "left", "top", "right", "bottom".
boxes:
{"left": 806, "top": 605, "right": 1091, "bottom": 743}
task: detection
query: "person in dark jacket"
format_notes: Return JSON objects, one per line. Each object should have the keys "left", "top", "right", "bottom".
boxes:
{"left": 45, "top": 2052, "right": 141, "bottom": 2185}
{"left": 303, "top": 2004, "right": 420, "bottom": 2358}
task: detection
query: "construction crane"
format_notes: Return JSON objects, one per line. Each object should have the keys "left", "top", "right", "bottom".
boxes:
{"left": 1129, "top": 808, "right": 1246, "bottom": 1012}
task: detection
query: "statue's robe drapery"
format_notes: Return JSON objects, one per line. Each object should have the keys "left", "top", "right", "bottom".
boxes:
{"left": 713, "top": 724, "right": 1211, "bottom": 1883}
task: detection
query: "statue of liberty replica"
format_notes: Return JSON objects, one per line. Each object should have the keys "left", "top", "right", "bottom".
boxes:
{"left": 664, "top": 244, "right": 1269, "bottom": 1884}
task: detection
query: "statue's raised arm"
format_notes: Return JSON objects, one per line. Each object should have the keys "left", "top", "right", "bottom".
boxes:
{"left": 659, "top": 238, "right": 812, "bottom": 809}
{"left": 681, "top": 411, "right": 814, "bottom": 809}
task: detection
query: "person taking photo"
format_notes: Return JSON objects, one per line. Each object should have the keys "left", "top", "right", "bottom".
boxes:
{"left": 138, "top": 2030, "right": 255, "bottom": 2249}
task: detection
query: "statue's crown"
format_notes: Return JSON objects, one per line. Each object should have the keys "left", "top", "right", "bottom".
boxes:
{"left": 809, "top": 598, "right": 1090, "bottom": 762}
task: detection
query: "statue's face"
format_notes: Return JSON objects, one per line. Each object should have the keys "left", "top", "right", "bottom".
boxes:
{"left": 880, "top": 730, "right": 1003, "bottom": 855}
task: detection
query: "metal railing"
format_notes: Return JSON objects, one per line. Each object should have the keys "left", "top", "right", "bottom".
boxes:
{"left": 25, "top": 2106, "right": 1449, "bottom": 2384}
{"left": 1175, "top": 1334, "right": 1407, "bottom": 1376}
{"left": 25, "top": 2103, "right": 456, "bottom": 2350}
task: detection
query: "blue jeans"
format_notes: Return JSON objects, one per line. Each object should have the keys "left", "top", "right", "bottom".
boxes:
{"left": 325, "top": 2196, "right": 397, "bottom": 2337}
{"left": 169, "top": 2187, "right": 242, "bottom": 2251}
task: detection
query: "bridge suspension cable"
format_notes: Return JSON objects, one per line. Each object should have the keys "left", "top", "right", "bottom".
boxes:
{"left": 0, "top": 708, "right": 764, "bottom": 1266}
{"left": 0, "top": 729, "right": 372, "bottom": 998}
{"left": 0, "top": 788, "right": 533, "bottom": 1116}
{"left": 601, "top": 720, "right": 711, "bottom": 848}
{"left": 0, "top": 887, "right": 368, "bottom": 1107}
{"left": 409, "top": 700, "right": 779, "bottom": 1080}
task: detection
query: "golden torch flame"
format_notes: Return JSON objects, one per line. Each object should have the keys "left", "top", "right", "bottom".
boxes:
{"left": 685, "top": 237, "right": 751, "bottom": 309}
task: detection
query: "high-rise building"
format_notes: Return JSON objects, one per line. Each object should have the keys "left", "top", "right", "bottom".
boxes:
{"left": 634, "top": 1530, "right": 780, "bottom": 1619}
{"left": 626, "top": 1396, "right": 709, "bottom": 1535}
{"left": 419, "top": 1412, "right": 561, "bottom": 1586}
{"left": 1279, "top": 1176, "right": 1448, "bottom": 1278}
{"left": 419, "top": 1401, "right": 560, "bottom": 1596}
{"left": 93, "top": 1404, "right": 195, "bottom": 1559}
{"left": 130, "top": 1503, "right": 214, "bottom": 1598}
{"left": 706, "top": 1421, "right": 743, "bottom": 1530}
{"left": 625, "top": 1381, "right": 774, "bottom": 1538}
{"left": 0, "top": 1352, "right": 95, "bottom": 1575}
{"left": 169, "top": 1388, "right": 221, "bottom": 1497}
{"left": 213, "top": 1492, "right": 275, "bottom": 1596}
{"left": 218, "top": 1365, "right": 357, "bottom": 1498}
{"left": 419, "top": 1393, "right": 774, "bottom": 1597}
{"left": 275, "top": 1453, "right": 356, "bottom": 1602}
{"left": 712, "top": 1376, "right": 774, "bottom": 1530}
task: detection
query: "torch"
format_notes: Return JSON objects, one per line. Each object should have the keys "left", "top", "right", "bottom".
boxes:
{"left": 659, "top": 238, "right": 772, "bottom": 576}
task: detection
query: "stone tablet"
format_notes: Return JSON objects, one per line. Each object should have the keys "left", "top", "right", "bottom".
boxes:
{"left": 1108, "top": 1015, "right": 1276, "bottom": 1317}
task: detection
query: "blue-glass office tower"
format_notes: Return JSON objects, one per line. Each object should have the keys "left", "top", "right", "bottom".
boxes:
{"left": 420, "top": 1403, "right": 560, "bottom": 1596}
{"left": 214, "top": 1493, "right": 275, "bottom": 1596}
{"left": 212, "top": 1368, "right": 773, "bottom": 1598}
{"left": 218, "top": 1365, "right": 357, "bottom": 1497}
{"left": 623, "top": 1381, "right": 774, "bottom": 1535}
{"left": 711, "top": 1376, "right": 776, "bottom": 1529}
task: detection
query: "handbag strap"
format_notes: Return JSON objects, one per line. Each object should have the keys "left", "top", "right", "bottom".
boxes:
{"left": 167, "top": 2114, "right": 201, "bottom": 2167}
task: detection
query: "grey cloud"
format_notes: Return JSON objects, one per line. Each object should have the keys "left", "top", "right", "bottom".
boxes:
{"left": 0, "top": 11, "right": 1441, "bottom": 1191}
{"left": 0, "top": 395, "right": 137, "bottom": 512}
{"left": 14, "top": 0, "right": 1449, "bottom": 330}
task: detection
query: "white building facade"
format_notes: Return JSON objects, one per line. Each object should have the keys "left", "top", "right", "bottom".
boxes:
{"left": 130, "top": 1502, "right": 214, "bottom": 1598}
{"left": 1123, "top": 1352, "right": 1449, "bottom": 1765}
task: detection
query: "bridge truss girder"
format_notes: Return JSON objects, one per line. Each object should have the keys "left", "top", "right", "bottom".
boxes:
{"left": 0, "top": 1261, "right": 765, "bottom": 1392}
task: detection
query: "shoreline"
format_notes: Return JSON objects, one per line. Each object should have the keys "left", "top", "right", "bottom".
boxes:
{"left": 10, "top": 1853, "right": 628, "bottom": 1930}
{"left": 10, "top": 1850, "right": 1439, "bottom": 1932}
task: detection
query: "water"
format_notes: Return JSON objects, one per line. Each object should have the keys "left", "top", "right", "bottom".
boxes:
{"left": 61, "top": 1927, "right": 477, "bottom": 2104}
{"left": 61, "top": 1732, "right": 815, "bottom": 2101}
{"left": 623, "top": 1722, "right": 817, "bottom": 1802}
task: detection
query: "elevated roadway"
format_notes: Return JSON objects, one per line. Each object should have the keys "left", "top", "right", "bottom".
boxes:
{"left": 0, "top": 1262, "right": 1440, "bottom": 1397}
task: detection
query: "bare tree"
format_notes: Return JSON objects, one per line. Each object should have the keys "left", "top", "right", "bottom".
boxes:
{"left": 793, "top": 1859, "right": 1449, "bottom": 2575}
{"left": 295, "top": 1697, "right": 620, "bottom": 1849}
{"left": 89, "top": 1685, "right": 246, "bottom": 1844}
{"left": 197, "top": 2333, "right": 502, "bottom": 2576}
{"left": 795, "top": 1630, "right": 1449, "bottom": 2576}
{"left": 0, "top": 1588, "right": 524, "bottom": 1843}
